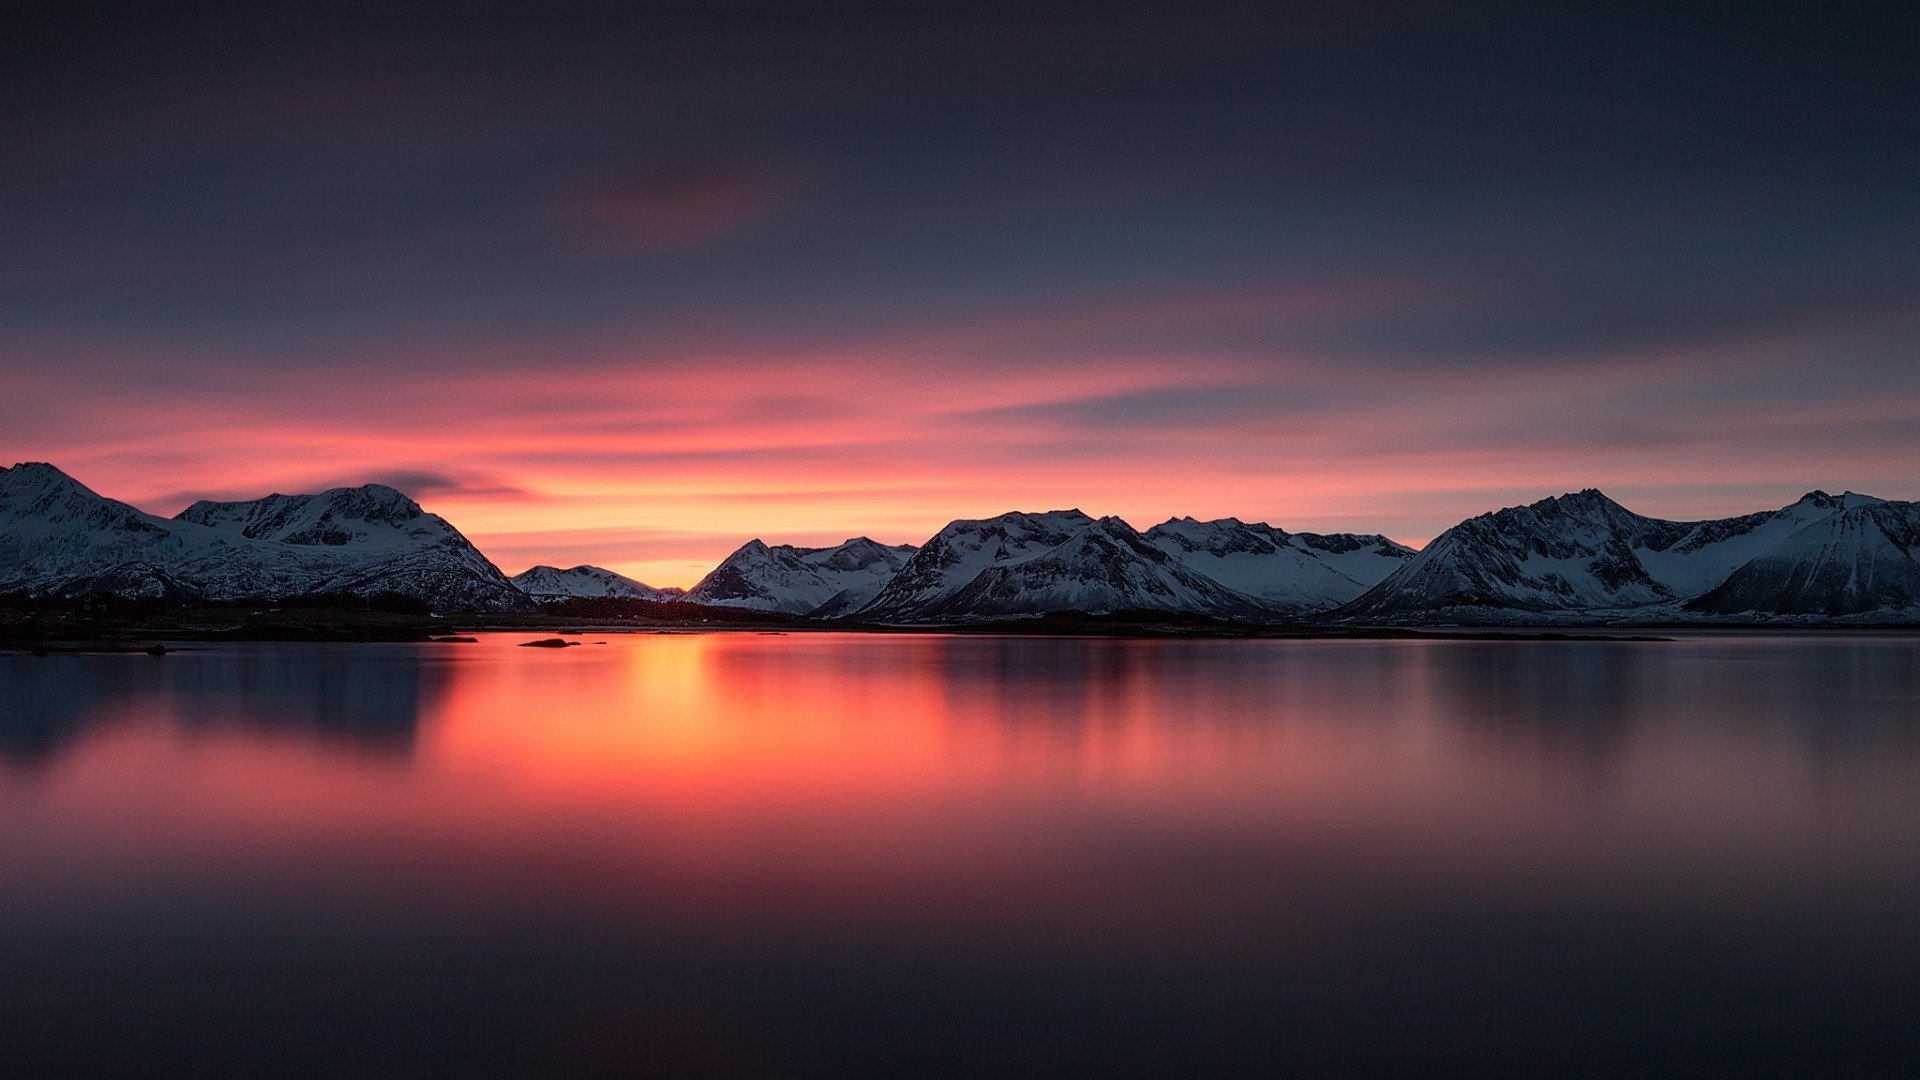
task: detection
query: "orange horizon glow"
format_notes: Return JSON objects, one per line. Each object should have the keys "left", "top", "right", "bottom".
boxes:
{"left": 10, "top": 283, "right": 1917, "bottom": 588}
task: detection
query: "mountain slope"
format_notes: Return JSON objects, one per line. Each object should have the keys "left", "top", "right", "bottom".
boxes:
{"left": 1635, "top": 491, "right": 1881, "bottom": 596}
{"left": 0, "top": 463, "right": 530, "bottom": 610}
{"left": 1340, "top": 489, "right": 1890, "bottom": 621}
{"left": 511, "top": 564, "right": 684, "bottom": 603}
{"left": 853, "top": 510, "right": 1098, "bottom": 621}
{"left": 175, "top": 485, "right": 528, "bottom": 610}
{"left": 906, "top": 516, "right": 1264, "bottom": 621}
{"left": 0, "top": 462, "right": 225, "bottom": 600}
{"left": 1339, "top": 491, "right": 1674, "bottom": 618}
{"left": 1145, "top": 516, "right": 1412, "bottom": 612}
{"left": 1689, "top": 500, "right": 1920, "bottom": 616}
{"left": 685, "top": 536, "right": 916, "bottom": 616}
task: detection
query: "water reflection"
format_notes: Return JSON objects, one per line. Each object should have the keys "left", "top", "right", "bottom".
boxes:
{"left": 0, "top": 632, "right": 1916, "bottom": 1076}
{"left": 0, "top": 644, "right": 448, "bottom": 767}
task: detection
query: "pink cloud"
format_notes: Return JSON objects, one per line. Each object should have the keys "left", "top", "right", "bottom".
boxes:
{"left": 6, "top": 277, "right": 1919, "bottom": 587}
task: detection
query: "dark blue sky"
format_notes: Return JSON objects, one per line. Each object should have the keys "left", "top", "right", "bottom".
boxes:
{"left": 4, "top": 1, "right": 1916, "bottom": 582}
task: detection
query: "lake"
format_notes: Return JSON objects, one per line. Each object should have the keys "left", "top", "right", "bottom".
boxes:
{"left": 2, "top": 632, "right": 1917, "bottom": 1077}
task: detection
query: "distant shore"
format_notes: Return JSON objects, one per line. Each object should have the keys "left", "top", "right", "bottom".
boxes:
{"left": 10, "top": 600, "right": 1918, "bottom": 650}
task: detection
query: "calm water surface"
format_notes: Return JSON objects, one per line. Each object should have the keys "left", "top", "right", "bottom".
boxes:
{"left": 2, "top": 632, "right": 1917, "bottom": 1077}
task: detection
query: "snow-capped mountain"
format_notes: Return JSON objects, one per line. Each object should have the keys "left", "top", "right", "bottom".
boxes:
{"left": 685, "top": 536, "right": 917, "bottom": 616}
{"left": 511, "top": 564, "right": 684, "bottom": 603}
{"left": 1340, "top": 490, "right": 1678, "bottom": 618}
{"left": 890, "top": 515, "right": 1264, "bottom": 622}
{"left": 1145, "top": 516, "right": 1413, "bottom": 612}
{"left": 0, "top": 462, "right": 213, "bottom": 600}
{"left": 1634, "top": 490, "right": 1882, "bottom": 596}
{"left": 1689, "top": 499, "right": 1920, "bottom": 617}
{"left": 175, "top": 485, "right": 528, "bottom": 610}
{"left": 0, "top": 463, "right": 530, "bottom": 610}
{"left": 10, "top": 460, "right": 1915, "bottom": 624}
{"left": 853, "top": 510, "right": 1099, "bottom": 621}
{"left": 1339, "top": 489, "right": 1897, "bottom": 622}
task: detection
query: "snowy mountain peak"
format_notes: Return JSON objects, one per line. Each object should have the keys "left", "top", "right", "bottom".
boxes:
{"left": 1790, "top": 490, "right": 1885, "bottom": 512}
{"left": 891, "top": 513, "right": 1263, "bottom": 622}
{"left": 1147, "top": 516, "right": 1285, "bottom": 550}
{"left": 1144, "top": 515, "right": 1411, "bottom": 612}
{"left": 1342, "top": 491, "right": 1674, "bottom": 619}
{"left": 852, "top": 509, "right": 1103, "bottom": 620}
{"left": 1840, "top": 491, "right": 1882, "bottom": 508}
{"left": 2, "top": 461, "right": 86, "bottom": 494}
{"left": 0, "top": 462, "right": 168, "bottom": 538}
{"left": 327, "top": 483, "right": 425, "bottom": 520}
{"left": 977, "top": 508, "right": 1095, "bottom": 529}
{"left": 177, "top": 484, "right": 428, "bottom": 541}
{"left": 0, "top": 462, "right": 114, "bottom": 514}
{"left": 686, "top": 535, "right": 916, "bottom": 616}
{"left": 1343, "top": 487, "right": 1915, "bottom": 622}
{"left": 2, "top": 465, "right": 528, "bottom": 611}
{"left": 1523, "top": 488, "right": 1636, "bottom": 522}
{"left": 512, "top": 564, "right": 681, "bottom": 603}
{"left": 1691, "top": 499, "right": 1920, "bottom": 617}
{"left": 807, "top": 536, "right": 918, "bottom": 574}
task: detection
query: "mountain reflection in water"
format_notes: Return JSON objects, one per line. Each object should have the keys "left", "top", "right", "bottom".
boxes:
{"left": 1, "top": 632, "right": 1916, "bottom": 1077}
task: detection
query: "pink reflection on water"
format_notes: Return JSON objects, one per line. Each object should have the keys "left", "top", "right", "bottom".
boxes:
{"left": 2, "top": 634, "right": 1917, "bottom": 951}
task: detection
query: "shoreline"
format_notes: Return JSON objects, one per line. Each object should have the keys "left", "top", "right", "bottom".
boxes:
{"left": 10, "top": 604, "right": 1920, "bottom": 649}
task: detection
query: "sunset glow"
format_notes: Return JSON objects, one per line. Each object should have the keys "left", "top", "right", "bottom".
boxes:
{"left": 5, "top": 5, "right": 1916, "bottom": 587}
{"left": 13, "top": 291, "right": 1918, "bottom": 587}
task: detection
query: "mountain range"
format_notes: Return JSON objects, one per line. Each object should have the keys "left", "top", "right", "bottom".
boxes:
{"left": 3, "top": 462, "right": 1916, "bottom": 624}
{"left": 0, "top": 462, "right": 530, "bottom": 611}
{"left": 1340, "top": 489, "right": 1914, "bottom": 622}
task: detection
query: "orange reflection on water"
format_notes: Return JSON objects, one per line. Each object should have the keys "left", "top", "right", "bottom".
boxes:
{"left": 6, "top": 632, "right": 1920, "bottom": 1077}
{"left": 4, "top": 632, "right": 1920, "bottom": 936}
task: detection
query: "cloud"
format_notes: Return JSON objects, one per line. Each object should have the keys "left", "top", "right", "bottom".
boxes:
{"left": 8, "top": 263, "right": 1920, "bottom": 589}
{"left": 361, "top": 470, "right": 534, "bottom": 501}
{"left": 555, "top": 160, "right": 809, "bottom": 255}
{"left": 152, "top": 470, "right": 534, "bottom": 512}
{"left": 945, "top": 381, "right": 1378, "bottom": 434}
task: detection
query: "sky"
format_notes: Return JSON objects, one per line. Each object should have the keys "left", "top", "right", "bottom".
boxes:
{"left": 3, "top": 1, "right": 1917, "bottom": 586}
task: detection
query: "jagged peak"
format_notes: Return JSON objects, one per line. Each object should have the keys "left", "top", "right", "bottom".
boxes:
{"left": 1447, "top": 488, "right": 1634, "bottom": 536}
{"left": 1468, "top": 488, "right": 1635, "bottom": 525}
{"left": 1796, "top": 489, "right": 1853, "bottom": 509}
{"left": 912, "top": 509, "right": 1096, "bottom": 543}
{"left": 1153, "top": 514, "right": 1251, "bottom": 529}
{"left": 834, "top": 535, "right": 914, "bottom": 552}
{"left": 974, "top": 508, "right": 1093, "bottom": 526}
{"left": 1540, "top": 487, "right": 1625, "bottom": 510}
{"left": 332, "top": 482, "right": 418, "bottom": 505}
{"left": 179, "top": 482, "right": 425, "bottom": 525}
{"left": 1, "top": 461, "right": 93, "bottom": 498}
{"left": 514, "top": 563, "right": 653, "bottom": 589}
{"left": 512, "top": 564, "right": 588, "bottom": 579}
